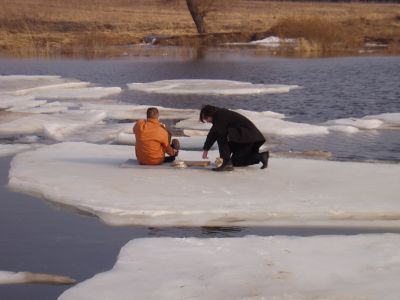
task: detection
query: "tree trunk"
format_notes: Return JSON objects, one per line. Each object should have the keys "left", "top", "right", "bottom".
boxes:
{"left": 185, "top": 0, "right": 206, "bottom": 34}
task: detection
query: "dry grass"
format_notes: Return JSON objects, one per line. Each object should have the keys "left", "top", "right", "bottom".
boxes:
{"left": 0, "top": 0, "right": 400, "bottom": 56}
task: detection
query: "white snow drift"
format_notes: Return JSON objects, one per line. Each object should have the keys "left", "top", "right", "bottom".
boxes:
{"left": 9, "top": 142, "right": 400, "bottom": 227}
{"left": 127, "top": 79, "right": 300, "bottom": 95}
{"left": 59, "top": 235, "right": 400, "bottom": 300}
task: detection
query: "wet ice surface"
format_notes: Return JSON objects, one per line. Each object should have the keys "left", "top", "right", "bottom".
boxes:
{"left": 59, "top": 235, "right": 400, "bottom": 300}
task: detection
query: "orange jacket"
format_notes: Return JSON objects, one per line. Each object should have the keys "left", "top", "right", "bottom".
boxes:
{"left": 133, "top": 119, "right": 175, "bottom": 165}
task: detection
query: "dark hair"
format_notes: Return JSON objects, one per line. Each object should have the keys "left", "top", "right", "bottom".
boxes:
{"left": 199, "top": 105, "right": 219, "bottom": 123}
{"left": 146, "top": 107, "right": 159, "bottom": 119}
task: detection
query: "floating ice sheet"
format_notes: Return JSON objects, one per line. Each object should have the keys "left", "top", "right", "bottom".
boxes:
{"left": 9, "top": 142, "right": 400, "bottom": 227}
{"left": 0, "top": 75, "right": 121, "bottom": 112}
{"left": 0, "top": 271, "right": 75, "bottom": 285}
{"left": 59, "top": 235, "right": 400, "bottom": 300}
{"left": 0, "top": 75, "right": 85, "bottom": 94}
{"left": 176, "top": 111, "right": 328, "bottom": 137}
{"left": 324, "top": 113, "right": 400, "bottom": 132}
{"left": 128, "top": 79, "right": 300, "bottom": 95}
{"left": 78, "top": 103, "right": 197, "bottom": 121}
{"left": 363, "top": 113, "right": 400, "bottom": 128}
{"left": 0, "top": 144, "right": 40, "bottom": 157}
{"left": 0, "top": 111, "right": 107, "bottom": 140}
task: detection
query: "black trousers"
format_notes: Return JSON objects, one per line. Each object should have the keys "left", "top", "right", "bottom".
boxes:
{"left": 164, "top": 139, "right": 179, "bottom": 163}
{"left": 217, "top": 136, "right": 263, "bottom": 167}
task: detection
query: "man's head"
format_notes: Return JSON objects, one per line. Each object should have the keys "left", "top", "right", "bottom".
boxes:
{"left": 146, "top": 107, "right": 159, "bottom": 120}
{"left": 199, "top": 105, "right": 218, "bottom": 123}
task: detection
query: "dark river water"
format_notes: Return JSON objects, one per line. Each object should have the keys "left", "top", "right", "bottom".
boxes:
{"left": 1, "top": 52, "right": 400, "bottom": 299}
{"left": 1, "top": 53, "right": 399, "bottom": 161}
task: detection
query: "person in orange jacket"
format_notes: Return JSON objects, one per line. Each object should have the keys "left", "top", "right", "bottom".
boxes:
{"left": 133, "top": 107, "right": 180, "bottom": 165}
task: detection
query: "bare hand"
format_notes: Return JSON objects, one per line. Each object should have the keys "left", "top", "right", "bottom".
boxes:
{"left": 202, "top": 150, "right": 208, "bottom": 159}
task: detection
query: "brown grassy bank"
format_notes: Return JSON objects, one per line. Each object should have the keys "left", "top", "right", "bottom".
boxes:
{"left": 0, "top": 0, "right": 400, "bottom": 57}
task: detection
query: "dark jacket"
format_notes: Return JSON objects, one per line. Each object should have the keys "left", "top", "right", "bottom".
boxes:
{"left": 203, "top": 109, "right": 265, "bottom": 151}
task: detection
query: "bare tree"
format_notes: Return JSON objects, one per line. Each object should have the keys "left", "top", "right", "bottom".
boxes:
{"left": 185, "top": 0, "right": 216, "bottom": 34}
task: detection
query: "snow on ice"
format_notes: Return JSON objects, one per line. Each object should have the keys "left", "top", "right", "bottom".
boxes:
{"left": 8, "top": 142, "right": 400, "bottom": 227}
{"left": 59, "top": 235, "right": 400, "bottom": 300}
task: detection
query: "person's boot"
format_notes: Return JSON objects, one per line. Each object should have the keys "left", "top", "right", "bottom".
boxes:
{"left": 212, "top": 160, "right": 234, "bottom": 172}
{"left": 171, "top": 138, "right": 180, "bottom": 156}
{"left": 260, "top": 151, "right": 269, "bottom": 169}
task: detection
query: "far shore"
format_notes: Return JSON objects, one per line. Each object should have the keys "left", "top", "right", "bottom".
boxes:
{"left": 0, "top": 0, "right": 399, "bottom": 58}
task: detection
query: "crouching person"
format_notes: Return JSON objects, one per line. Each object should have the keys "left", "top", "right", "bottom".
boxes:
{"left": 200, "top": 105, "right": 269, "bottom": 171}
{"left": 133, "top": 107, "right": 180, "bottom": 165}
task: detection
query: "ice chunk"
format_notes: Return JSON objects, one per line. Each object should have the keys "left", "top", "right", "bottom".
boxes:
{"left": 127, "top": 79, "right": 300, "bottom": 95}
{"left": 59, "top": 235, "right": 400, "bottom": 300}
{"left": 8, "top": 101, "right": 69, "bottom": 114}
{"left": 363, "top": 113, "right": 400, "bottom": 128}
{"left": 327, "top": 125, "right": 360, "bottom": 133}
{"left": 29, "top": 86, "right": 122, "bottom": 100}
{"left": 0, "top": 75, "right": 86, "bottom": 94}
{"left": 324, "top": 118, "right": 384, "bottom": 130}
{"left": 250, "top": 36, "right": 297, "bottom": 47}
{"left": 79, "top": 103, "right": 197, "bottom": 121}
{"left": 0, "top": 270, "right": 75, "bottom": 285}
{"left": 0, "top": 111, "right": 107, "bottom": 140}
{"left": 6, "top": 100, "right": 48, "bottom": 112}
{"left": 9, "top": 142, "right": 400, "bottom": 227}
{"left": 0, "top": 144, "right": 40, "bottom": 157}
{"left": 176, "top": 114, "right": 328, "bottom": 137}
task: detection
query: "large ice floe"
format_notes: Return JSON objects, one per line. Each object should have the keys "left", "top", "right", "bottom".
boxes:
{"left": 127, "top": 79, "right": 300, "bottom": 95}
{"left": 0, "top": 75, "right": 121, "bottom": 112}
{"left": 8, "top": 142, "right": 400, "bottom": 227}
{"left": 59, "top": 235, "right": 400, "bottom": 300}
{"left": 176, "top": 109, "right": 329, "bottom": 137}
{"left": 324, "top": 113, "right": 400, "bottom": 133}
{"left": 0, "top": 111, "right": 107, "bottom": 141}
{"left": 0, "top": 144, "right": 41, "bottom": 157}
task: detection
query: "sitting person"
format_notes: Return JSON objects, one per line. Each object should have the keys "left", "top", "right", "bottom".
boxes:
{"left": 200, "top": 104, "right": 269, "bottom": 171}
{"left": 133, "top": 107, "right": 180, "bottom": 165}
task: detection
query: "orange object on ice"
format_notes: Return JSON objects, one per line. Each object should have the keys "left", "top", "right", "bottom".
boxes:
{"left": 133, "top": 119, "right": 175, "bottom": 165}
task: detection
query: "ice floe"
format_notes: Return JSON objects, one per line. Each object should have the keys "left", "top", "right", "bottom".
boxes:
{"left": 78, "top": 103, "right": 197, "bottom": 121}
{"left": 176, "top": 110, "right": 328, "bottom": 137}
{"left": 0, "top": 75, "right": 121, "bottom": 112}
{"left": 324, "top": 113, "right": 400, "bottom": 132}
{"left": 59, "top": 235, "right": 400, "bottom": 300}
{"left": 127, "top": 79, "right": 300, "bottom": 95}
{"left": 0, "top": 144, "right": 40, "bottom": 157}
{"left": 0, "top": 75, "right": 86, "bottom": 94}
{"left": 9, "top": 142, "right": 400, "bottom": 227}
{"left": 0, "top": 111, "right": 107, "bottom": 141}
{"left": 363, "top": 112, "right": 400, "bottom": 129}
{"left": 324, "top": 118, "right": 384, "bottom": 130}
{"left": 0, "top": 270, "right": 75, "bottom": 285}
